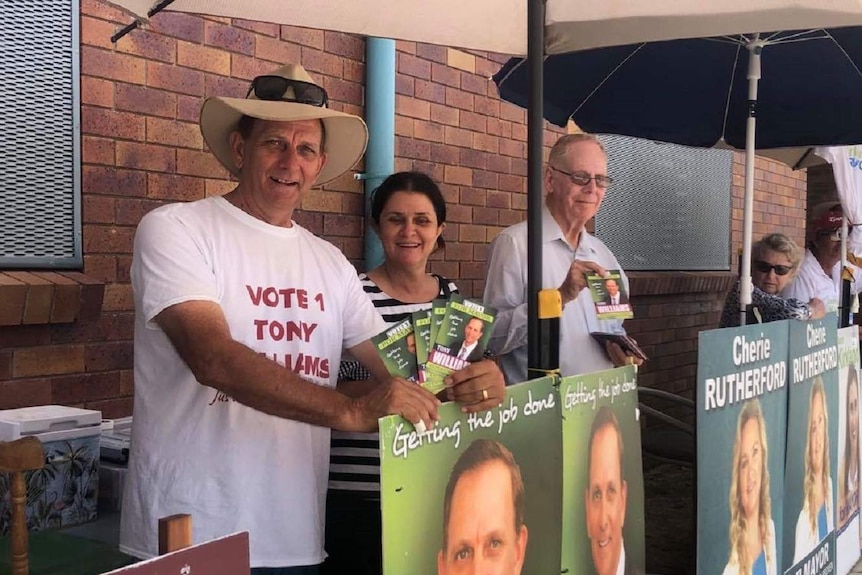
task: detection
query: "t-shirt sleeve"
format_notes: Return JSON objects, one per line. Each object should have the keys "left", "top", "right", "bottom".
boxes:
{"left": 131, "top": 208, "right": 220, "bottom": 329}
{"left": 340, "top": 264, "right": 387, "bottom": 349}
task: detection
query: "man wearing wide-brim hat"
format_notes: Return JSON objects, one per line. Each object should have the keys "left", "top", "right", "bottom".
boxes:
{"left": 120, "top": 63, "right": 504, "bottom": 573}
{"left": 782, "top": 201, "right": 851, "bottom": 314}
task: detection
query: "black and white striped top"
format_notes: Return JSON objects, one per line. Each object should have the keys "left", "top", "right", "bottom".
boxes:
{"left": 328, "top": 272, "right": 458, "bottom": 496}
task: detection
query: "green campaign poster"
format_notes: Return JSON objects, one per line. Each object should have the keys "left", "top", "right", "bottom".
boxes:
{"left": 379, "top": 377, "right": 562, "bottom": 575}
{"left": 784, "top": 316, "right": 839, "bottom": 575}
{"left": 560, "top": 365, "right": 644, "bottom": 575}
{"left": 697, "top": 320, "right": 789, "bottom": 575}
{"left": 836, "top": 326, "right": 861, "bottom": 575}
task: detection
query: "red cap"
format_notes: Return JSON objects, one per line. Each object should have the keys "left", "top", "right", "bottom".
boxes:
{"left": 808, "top": 204, "right": 843, "bottom": 238}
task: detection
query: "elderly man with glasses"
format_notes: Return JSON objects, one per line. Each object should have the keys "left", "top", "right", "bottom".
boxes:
{"left": 782, "top": 202, "right": 854, "bottom": 316}
{"left": 484, "top": 133, "right": 643, "bottom": 385}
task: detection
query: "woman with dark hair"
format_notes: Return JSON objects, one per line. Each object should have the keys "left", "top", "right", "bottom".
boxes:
{"left": 839, "top": 366, "right": 860, "bottom": 528}
{"left": 324, "top": 171, "right": 503, "bottom": 575}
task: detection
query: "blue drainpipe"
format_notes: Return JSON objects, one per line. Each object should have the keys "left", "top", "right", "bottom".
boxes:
{"left": 360, "top": 37, "right": 396, "bottom": 270}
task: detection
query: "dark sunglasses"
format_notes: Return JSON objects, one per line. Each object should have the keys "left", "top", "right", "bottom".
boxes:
{"left": 246, "top": 76, "right": 329, "bottom": 107}
{"left": 549, "top": 165, "right": 613, "bottom": 188}
{"left": 753, "top": 260, "right": 792, "bottom": 276}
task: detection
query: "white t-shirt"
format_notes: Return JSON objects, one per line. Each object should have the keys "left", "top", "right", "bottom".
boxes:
{"left": 484, "top": 206, "right": 628, "bottom": 384}
{"left": 120, "top": 196, "right": 385, "bottom": 567}
{"left": 782, "top": 249, "right": 840, "bottom": 313}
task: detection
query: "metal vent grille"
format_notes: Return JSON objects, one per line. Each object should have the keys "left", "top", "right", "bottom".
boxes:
{"left": 0, "top": 1, "right": 81, "bottom": 268}
{"left": 595, "top": 135, "right": 732, "bottom": 271}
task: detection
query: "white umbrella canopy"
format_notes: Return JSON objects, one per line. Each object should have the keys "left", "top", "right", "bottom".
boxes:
{"left": 106, "top": 0, "right": 862, "bottom": 55}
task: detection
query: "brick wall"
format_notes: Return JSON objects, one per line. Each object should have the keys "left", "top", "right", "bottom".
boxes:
{"left": 0, "top": 3, "right": 810, "bottom": 416}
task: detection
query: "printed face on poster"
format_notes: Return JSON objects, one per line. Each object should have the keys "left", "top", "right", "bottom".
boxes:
{"left": 697, "top": 320, "right": 789, "bottom": 575}
{"left": 783, "top": 317, "right": 839, "bottom": 575}
{"left": 379, "top": 377, "right": 562, "bottom": 575}
{"left": 560, "top": 365, "right": 644, "bottom": 575}
{"left": 836, "top": 326, "right": 861, "bottom": 575}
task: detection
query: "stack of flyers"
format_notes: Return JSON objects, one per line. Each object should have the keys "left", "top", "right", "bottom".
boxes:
{"left": 584, "top": 270, "right": 633, "bottom": 319}
{"left": 423, "top": 295, "right": 497, "bottom": 394}
{"left": 370, "top": 317, "right": 418, "bottom": 381}
{"left": 412, "top": 310, "right": 432, "bottom": 382}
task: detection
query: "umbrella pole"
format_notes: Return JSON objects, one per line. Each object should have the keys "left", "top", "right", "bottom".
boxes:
{"left": 740, "top": 38, "right": 763, "bottom": 326}
{"left": 527, "top": 0, "right": 549, "bottom": 379}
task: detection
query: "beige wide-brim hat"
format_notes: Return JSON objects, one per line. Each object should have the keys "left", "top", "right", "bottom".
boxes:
{"left": 200, "top": 64, "right": 368, "bottom": 187}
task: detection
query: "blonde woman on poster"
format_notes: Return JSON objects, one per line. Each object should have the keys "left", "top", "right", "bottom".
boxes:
{"left": 793, "top": 378, "right": 834, "bottom": 563}
{"left": 839, "top": 367, "right": 859, "bottom": 527}
{"left": 722, "top": 400, "right": 777, "bottom": 575}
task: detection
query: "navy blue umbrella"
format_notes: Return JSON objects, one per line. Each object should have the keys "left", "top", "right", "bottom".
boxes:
{"left": 494, "top": 29, "right": 862, "bottom": 324}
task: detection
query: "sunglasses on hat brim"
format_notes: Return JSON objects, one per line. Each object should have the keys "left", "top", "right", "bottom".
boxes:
{"left": 246, "top": 76, "right": 329, "bottom": 107}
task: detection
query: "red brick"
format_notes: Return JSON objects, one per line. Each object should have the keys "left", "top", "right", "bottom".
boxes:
{"left": 444, "top": 126, "right": 473, "bottom": 148}
{"left": 150, "top": 12, "right": 205, "bottom": 43}
{"left": 399, "top": 53, "right": 431, "bottom": 80}
{"left": 343, "top": 59, "right": 365, "bottom": 83}
{"left": 82, "top": 136, "right": 115, "bottom": 166}
{"left": 80, "top": 16, "right": 116, "bottom": 50}
{"left": 84, "top": 255, "right": 118, "bottom": 283}
{"left": 0, "top": 272, "right": 27, "bottom": 328}
{"left": 473, "top": 170, "right": 499, "bottom": 190}
{"left": 81, "top": 0, "right": 128, "bottom": 24}
{"left": 473, "top": 133, "right": 500, "bottom": 153}
{"left": 177, "top": 149, "right": 231, "bottom": 178}
{"left": 116, "top": 142, "right": 176, "bottom": 173}
{"left": 52, "top": 374, "right": 88, "bottom": 405}
{"left": 459, "top": 225, "right": 486, "bottom": 242}
{"left": 147, "top": 61, "right": 205, "bottom": 96}
{"left": 301, "top": 190, "right": 342, "bottom": 213}
{"left": 81, "top": 76, "right": 114, "bottom": 108}
{"left": 429, "top": 143, "right": 459, "bottom": 165}
{"left": 414, "top": 79, "right": 446, "bottom": 104}
{"left": 473, "top": 207, "right": 499, "bottom": 225}
{"left": 460, "top": 111, "right": 487, "bottom": 133}
{"left": 414, "top": 120, "right": 445, "bottom": 143}
{"left": 396, "top": 95, "right": 431, "bottom": 121}
{"left": 431, "top": 104, "right": 459, "bottom": 127}
{"left": 487, "top": 191, "right": 512, "bottom": 209}
{"left": 395, "top": 75, "right": 414, "bottom": 96}
{"left": 255, "top": 35, "right": 302, "bottom": 65}
{"left": 178, "top": 41, "right": 231, "bottom": 75}
{"left": 231, "top": 54, "right": 279, "bottom": 82}
{"left": 205, "top": 21, "right": 255, "bottom": 55}
{"left": 324, "top": 32, "right": 364, "bottom": 60}
{"left": 432, "top": 63, "right": 460, "bottom": 88}
{"left": 2, "top": 273, "right": 52, "bottom": 325}
{"left": 83, "top": 107, "right": 145, "bottom": 141}
{"left": 83, "top": 225, "right": 136, "bottom": 255}
{"left": 117, "top": 29, "right": 176, "bottom": 63}
{"left": 113, "top": 198, "right": 158, "bottom": 226}
{"left": 178, "top": 95, "right": 203, "bottom": 122}
{"left": 460, "top": 187, "right": 487, "bottom": 206}
{"left": 103, "top": 284, "right": 134, "bottom": 312}
{"left": 511, "top": 158, "right": 527, "bottom": 176}
{"left": 445, "top": 87, "right": 473, "bottom": 111}
{"left": 487, "top": 155, "right": 512, "bottom": 174}
{"left": 147, "top": 173, "right": 206, "bottom": 202}
{"left": 500, "top": 138, "right": 526, "bottom": 158}
{"left": 301, "top": 47, "right": 343, "bottom": 78}
{"left": 86, "top": 342, "right": 133, "bottom": 373}
{"left": 0, "top": 379, "right": 52, "bottom": 410}
{"left": 282, "top": 25, "right": 324, "bottom": 49}
{"left": 120, "top": 369, "right": 135, "bottom": 396}
{"left": 116, "top": 83, "right": 177, "bottom": 118}
{"left": 83, "top": 195, "right": 116, "bottom": 225}
{"left": 323, "top": 77, "right": 363, "bottom": 106}
{"left": 475, "top": 96, "right": 501, "bottom": 119}
{"left": 323, "top": 214, "right": 363, "bottom": 237}
{"left": 233, "top": 19, "right": 280, "bottom": 37}
{"left": 444, "top": 166, "right": 472, "bottom": 186}
{"left": 87, "top": 397, "right": 134, "bottom": 419}
{"left": 460, "top": 262, "right": 487, "bottom": 280}
{"left": 500, "top": 101, "right": 526, "bottom": 123}
{"left": 13, "top": 345, "right": 85, "bottom": 377}
{"left": 395, "top": 116, "right": 414, "bottom": 138}
{"left": 396, "top": 137, "right": 431, "bottom": 160}
{"left": 416, "top": 44, "right": 447, "bottom": 64}
{"left": 447, "top": 204, "right": 473, "bottom": 224}
{"left": 499, "top": 174, "right": 525, "bottom": 194}
{"left": 294, "top": 211, "right": 324, "bottom": 234}
{"left": 83, "top": 166, "right": 147, "bottom": 197}
{"left": 460, "top": 72, "right": 488, "bottom": 96}
{"left": 459, "top": 148, "right": 487, "bottom": 170}
{"left": 146, "top": 118, "right": 203, "bottom": 149}
{"left": 0, "top": 352, "right": 9, "bottom": 379}
{"left": 81, "top": 47, "right": 145, "bottom": 84}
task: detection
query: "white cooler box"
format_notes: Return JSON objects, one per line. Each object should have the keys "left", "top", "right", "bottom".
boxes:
{"left": 0, "top": 405, "right": 102, "bottom": 534}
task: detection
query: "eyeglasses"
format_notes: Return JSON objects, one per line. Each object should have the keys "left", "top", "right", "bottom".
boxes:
{"left": 549, "top": 166, "right": 613, "bottom": 188}
{"left": 246, "top": 76, "right": 329, "bottom": 107}
{"left": 753, "top": 260, "right": 792, "bottom": 276}
{"left": 816, "top": 229, "right": 844, "bottom": 242}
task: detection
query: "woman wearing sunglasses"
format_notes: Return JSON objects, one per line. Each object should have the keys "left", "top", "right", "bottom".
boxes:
{"left": 720, "top": 233, "right": 826, "bottom": 327}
